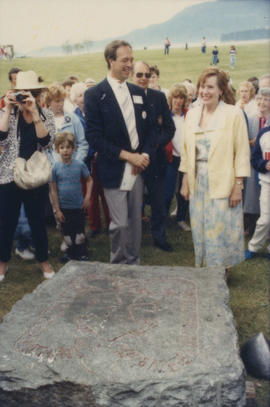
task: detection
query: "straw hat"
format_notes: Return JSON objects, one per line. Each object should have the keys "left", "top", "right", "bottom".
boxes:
{"left": 15, "top": 70, "right": 47, "bottom": 90}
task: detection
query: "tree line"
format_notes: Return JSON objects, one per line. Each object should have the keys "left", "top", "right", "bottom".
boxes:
{"left": 62, "top": 40, "right": 92, "bottom": 55}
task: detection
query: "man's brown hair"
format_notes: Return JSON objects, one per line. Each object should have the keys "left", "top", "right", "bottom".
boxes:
{"left": 104, "top": 40, "right": 132, "bottom": 69}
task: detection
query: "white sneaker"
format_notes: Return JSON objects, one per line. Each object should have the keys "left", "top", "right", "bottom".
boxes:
{"left": 170, "top": 207, "right": 177, "bottom": 217}
{"left": 177, "top": 221, "right": 191, "bottom": 231}
{"left": 43, "top": 270, "right": 55, "bottom": 279}
{"left": 60, "top": 241, "right": 68, "bottom": 252}
{"left": 15, "top": 248, "right": 35, "bottom": 260}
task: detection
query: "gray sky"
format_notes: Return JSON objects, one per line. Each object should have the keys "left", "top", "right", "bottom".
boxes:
{"left": 0, "top": 0, "right": 214, "bottom": 52}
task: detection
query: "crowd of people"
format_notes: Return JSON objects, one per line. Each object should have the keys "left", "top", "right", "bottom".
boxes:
{"left": 0, "top": 39, "right": 269, "bottom": 281}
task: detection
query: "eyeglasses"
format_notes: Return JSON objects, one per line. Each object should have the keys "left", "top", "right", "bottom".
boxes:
{"left": 135, "top": 72, "right": 151, "bottom": 79}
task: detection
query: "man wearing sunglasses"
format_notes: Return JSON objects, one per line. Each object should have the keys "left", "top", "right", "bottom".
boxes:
{"left": 133, "top": 61, "right": 175, "bottom": 252}
{"left": 84, "top": 41, "right": 155, "bottom": 265}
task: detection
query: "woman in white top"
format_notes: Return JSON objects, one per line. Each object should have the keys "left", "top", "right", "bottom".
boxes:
{"left": 236, "top": 81, "right": 257, "bottom": 117}
{"left": 165, "top": 84, "right": 190, "bottom": 231}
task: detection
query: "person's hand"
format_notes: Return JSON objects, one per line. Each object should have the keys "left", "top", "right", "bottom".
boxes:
{"left": 4, "top": 90, "right": 17, "bottom": 109}
{"left": 81, "top": 197, "right": 89, "bottom": 211}
{"left": 180, "top": 174, "right": 190, "bottom": 200}
{"left": 131, "top": 165, "right": 142, "bottom": 175}
{"left": 55, "top": 209, "right": 65, "bottom": 223}
{"left": 265, "top": 161, "right": 270, "bottom": 171}
{"left": 229, "top": 184, "right": 242, "bottom": 207}
{"left": 128, "top": 153, "right": 150, "bottom": 170}
{"left": 23, "top": 91, "right": 39, "bottom": 116}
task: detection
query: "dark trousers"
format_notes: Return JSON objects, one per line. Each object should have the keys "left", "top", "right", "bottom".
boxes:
{"left": 0, "top": 182, "right": 49, "bottom": 262}
{"left": 165, "top": 156, "right": 189, "bottom": 222}
{"left": 61, "top": 208, "right": 87, "bottom": 259}
{"left": 145, "top": 173, "right": 167, "bottom": 244}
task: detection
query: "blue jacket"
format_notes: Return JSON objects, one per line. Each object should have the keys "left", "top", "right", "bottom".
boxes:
{"left": 84, "top": 78, "right": 156, "bottom": 188}
{"left": 47, "top": 111, "right": 88, "bottom": 165}
{"left": 251, "top": 126, "right": 270, "bottom": 174}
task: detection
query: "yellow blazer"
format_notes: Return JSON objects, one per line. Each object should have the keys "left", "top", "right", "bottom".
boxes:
{"left": 180, "top": 102, "right": 250, "bottom": 199}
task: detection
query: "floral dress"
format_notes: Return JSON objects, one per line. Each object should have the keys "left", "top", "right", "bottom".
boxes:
{"left": 189, "top": 128, "right": 245, "bottom": 268}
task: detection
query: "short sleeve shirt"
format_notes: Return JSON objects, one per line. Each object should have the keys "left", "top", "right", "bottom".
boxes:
{"left": 52, "top": 159, "right": 89, "bottom": 209}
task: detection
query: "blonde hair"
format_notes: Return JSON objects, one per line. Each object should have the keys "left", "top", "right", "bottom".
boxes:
{"left": 45, "top": 83, "right": 66, "bottom": 107}
{"left": 238, "top": 81, "right": 256, "bottom": 99}
{"left": 54, "top": 132, "right": 76, "bottom": 152}
{"left": 70, "top": 82, "right": 87, "bottom": 103}
{"left": 168, "top": 83, "right": 187, "bottom": 111}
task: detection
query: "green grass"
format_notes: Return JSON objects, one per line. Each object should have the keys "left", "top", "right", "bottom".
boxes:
{"left": 0, "top": 42, "right": 269, "bottom": 94}
{"left": 0, "top": 42, "right": 269, "bottom": 405}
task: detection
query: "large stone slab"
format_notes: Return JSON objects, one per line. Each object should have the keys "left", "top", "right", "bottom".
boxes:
{"left": 0, "top": 262, "right": 245, "bottom": 406}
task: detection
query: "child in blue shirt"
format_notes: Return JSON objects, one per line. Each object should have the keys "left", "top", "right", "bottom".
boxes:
{"left": 51, "top": 132, "right": 93, "bottom": 262}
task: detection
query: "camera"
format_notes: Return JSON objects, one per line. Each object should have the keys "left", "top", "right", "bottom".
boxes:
{"left": 14, "top": 92, "right": 27, "bottom": 103}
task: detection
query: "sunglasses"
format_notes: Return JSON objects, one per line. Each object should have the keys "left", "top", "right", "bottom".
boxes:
{"left": 135, "top": 72, "right": 151, "bottom": 79}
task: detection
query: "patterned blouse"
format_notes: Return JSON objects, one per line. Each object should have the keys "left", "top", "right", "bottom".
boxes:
{"left": 0, "top": 107, "right": 56, "bottom": 185}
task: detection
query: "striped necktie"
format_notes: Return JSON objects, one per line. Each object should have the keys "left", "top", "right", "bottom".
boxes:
{"left": 119, "top": 84, "right": 139, "bottom": 150}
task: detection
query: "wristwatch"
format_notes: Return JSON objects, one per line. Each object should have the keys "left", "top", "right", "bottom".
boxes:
{"left": 235, "top": 180, "right": 243, "bottom": 189}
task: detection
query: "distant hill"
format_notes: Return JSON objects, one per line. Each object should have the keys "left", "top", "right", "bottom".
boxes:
{"left": 28, "top": 0, "right": 270, "bottom": 57}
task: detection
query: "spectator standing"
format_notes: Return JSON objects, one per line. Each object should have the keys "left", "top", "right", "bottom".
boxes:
{"left": 201, "top": 37, "right": 206, "bottom": 53}
{"left": 132, "top": 61, "right": 175, "bottom": 252}
{"left": 84, "top": 40, "right": 155, "bottom": 264}
{"left": 70, "top": 82, "right": 110, "bottom": 237}
{"left": 164, "top": 37, "right": 171, "bottom": 55}
{"left": 0, "top": 66, "right": 35, "bottom": 259}
{"left": 50, "top": 132, "right": 93, "bottom": 262}
{"left": 0, "top": 71, "right": 56, "bottom": 281}
{"left": 149, "top": 65, "right": 169, "bottom": 98}
{"left": 245, "top": 125, "right": 270, "bottom": 260}
{"left": 259, "top": 74, "right": 270, "bottom": 89}
{"left": 212, "top": 46, "right": 219, "bottom": 65}
{"left": 62, "top": 78, "right": 77, "bottom": 114}
{"left": 236, "top": 81, "right": 257, "bottom": 117}
{"left": 230, "top": 45, "right": 236, "bottom": 69}
{"left": 45, "top": 83, "right": 88, "bottom": 165}
{"left": 248, "top": 76, "right": 259, "bottom": 95}
{"left": 243, "top": 87, "right": 270, "bottom": 235}
{"left": 165, "top": 83, "right": 190, "bottom": 232}
{"left": 180, "top": 67, "right": 250, "bottom": 269}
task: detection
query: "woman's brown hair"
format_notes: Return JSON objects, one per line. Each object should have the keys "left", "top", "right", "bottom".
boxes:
{"left": 197, "top": 67, "right": 235, "bottom": 105}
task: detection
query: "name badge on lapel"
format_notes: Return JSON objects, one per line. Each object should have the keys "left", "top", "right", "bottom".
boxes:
{"left": 133, "top": 95, "right": 143, "bottom": 104}
{"left": 142, "top": 111, "right": 147, "bottom": 119}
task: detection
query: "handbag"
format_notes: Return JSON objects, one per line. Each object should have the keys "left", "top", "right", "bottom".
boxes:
{"left": 13, "top": 150, "right": 51, "bottom": 190}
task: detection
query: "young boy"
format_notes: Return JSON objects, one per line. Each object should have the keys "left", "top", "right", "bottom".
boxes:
{"left": 245, "top": 125, "right": 270, "bottom": 260}
{"left": 50, "top": 132, "right": 93, "bottom": 262}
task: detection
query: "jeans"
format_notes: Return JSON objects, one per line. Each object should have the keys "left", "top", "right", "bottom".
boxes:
{"left": 0, "top": 182, "right": 49, "bottom": 262}
{"left": 14, "top": 204, "right": 33, "bottom": 251}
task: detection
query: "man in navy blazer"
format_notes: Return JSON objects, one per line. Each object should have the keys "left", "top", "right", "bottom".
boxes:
{"left": 84, "top": 40, "right": 155, "bottom": 264}
{"left": 133, "top": 61, "right": 175, "bottom": 252}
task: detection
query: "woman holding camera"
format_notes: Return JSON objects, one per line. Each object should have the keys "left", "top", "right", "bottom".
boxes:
{"left": 0, "top": 71, "right": 56, "bottom": 281}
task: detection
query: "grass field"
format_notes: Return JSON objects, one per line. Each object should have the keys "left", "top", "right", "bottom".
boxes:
{"left": 0, "top": 42, "right": 269, "bottom": 94}
{"left": 0, "top": 42, "right": 269, "bottom": 405}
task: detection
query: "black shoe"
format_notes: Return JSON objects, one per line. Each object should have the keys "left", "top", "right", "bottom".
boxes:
{"left": 60, "top": 254, "right": 71, "bottom": 263}
{"left": 154, "top": 240, "right": 173, "bottom": 252}
{"left": 78, "top": 255, "right": 89, "bottom": 261}
{"left": 88, "top": 229, "right": 100, "bottom": 238}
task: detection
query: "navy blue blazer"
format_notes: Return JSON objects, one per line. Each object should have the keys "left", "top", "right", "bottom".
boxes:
{"left": 145, "top": 88, "right": 175, "bottom": 177}
{"left": 84, "top": 78, "right": 155, "bottom": 188}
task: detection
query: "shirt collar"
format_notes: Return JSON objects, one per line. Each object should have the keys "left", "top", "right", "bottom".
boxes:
{"left": 107, "top": 73, "right": 127, "bottom": 92}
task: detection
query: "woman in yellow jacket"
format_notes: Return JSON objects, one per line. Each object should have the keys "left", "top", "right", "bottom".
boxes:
{"left": 180, "top": 67, "right": 250, "bottom": 269}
